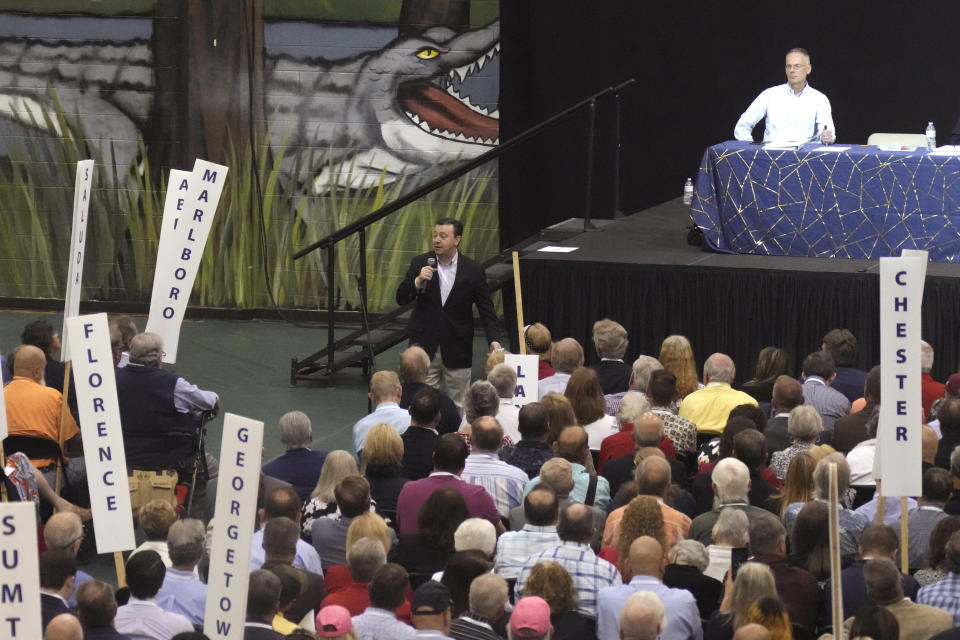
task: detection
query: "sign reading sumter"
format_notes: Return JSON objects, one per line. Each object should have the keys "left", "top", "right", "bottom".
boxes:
{"left": 146, "top": 159, "right": 229, "bottom": 364}
{"left": 61, "top": 159, "right": 95, "bottom": 357}
{"left": 204, "top": 413, "right": 264, "bottom": 640}
{"left": 65, "top": 313, "right": 136, "bottom": 553}
{"left": 505, "top": 354, "right": 539, "bottom": 406}
{"left": 0, "top": 503, "right": 41, "bottom": 639}
{"left": 876, "top": 256, "right": 924, "bottom": 497}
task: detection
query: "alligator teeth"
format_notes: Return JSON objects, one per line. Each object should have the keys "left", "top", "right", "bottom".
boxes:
{"left": 405, "top": 111, "right": 420, "bottom": 124}
{"left": 489, "top": 109, "right": 500, "bottom": 119}
{"left": 475, "top": 55, "right": 485, "bottom": 71}
{"left": 419, "top": 120, "right": 431, "bottom": 132}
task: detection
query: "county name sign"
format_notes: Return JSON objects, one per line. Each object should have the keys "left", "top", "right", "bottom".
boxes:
{"left": 204, "top": 413, "right": 264, "bottom": 640}
{"left": 505, "top": 354, "right": 539, "bottom": 406}
{"left": 65, "top": 313, "right": 136, "bottom": 553}
{"left": 61, "top": 158, "right": 95, "bottom": 357}
{"left": 0, "top": 503, "right": 42, "bottom": 638}
{"left": 876, "top": 256, "right": 924, "bottom": 497}
{"left": 146, "top": 159, "right": 228, "bottom": 363}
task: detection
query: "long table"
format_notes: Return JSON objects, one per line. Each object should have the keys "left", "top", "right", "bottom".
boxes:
{"left": 691, "top": 140, "right": 960, "bottom": 262}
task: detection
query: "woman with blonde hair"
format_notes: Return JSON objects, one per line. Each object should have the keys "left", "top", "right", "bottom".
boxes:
{"left": 600, "top": 495, "right": 666, "bottom": 580}
{"left": 658, "top": 335, "right": 700, "bottom": 401}
{"left": 360, "top": 423, "right": 408, "bottom": 528}
{"left": 704, "top": 562, "right": 778, "bottom": 640}
{"left": 771, "top": 452, "right": 816, "bottom": 518}
{"left": 520, "top": 561, "right": 596, "bottom": 640}
{"left": 301, "top": 450, "right": 359, "bottom": 540}
{"left": 564, "top": 367, "right": 617, "bottom": 450}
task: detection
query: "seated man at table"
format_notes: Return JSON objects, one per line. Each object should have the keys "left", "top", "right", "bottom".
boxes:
{"left": 734, "top": 47, "right": 835, "bottom": 144}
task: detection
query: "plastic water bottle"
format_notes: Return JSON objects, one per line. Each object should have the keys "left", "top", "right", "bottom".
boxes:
{"left": 683, "top": 178, "right": 694, "bottom": 205}
{"left": 926, "top": 122, "right": 936, "bottom": 150}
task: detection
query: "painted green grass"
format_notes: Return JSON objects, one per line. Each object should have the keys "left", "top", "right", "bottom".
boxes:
{"left": 0, "top": 101, "right": 500, "bottom": 312}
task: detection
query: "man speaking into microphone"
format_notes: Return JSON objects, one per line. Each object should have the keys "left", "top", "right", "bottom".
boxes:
{"left": 397, "top": 217, "right": 501, "bottom": 409}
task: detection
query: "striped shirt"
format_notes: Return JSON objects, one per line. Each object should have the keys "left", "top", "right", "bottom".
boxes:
{"left": 353, "top": 607, "right": 417, "bottom": 640}
{"left": 449, "top": 614, "right": 501, "bottom": 640}
{"left": 461, "top": 452, "right": 529, "bottom": 517}
{"left": 917, "top": 572, "right": 960, "bottom": 625}
{"left": 494, "top": 524, "right": 561, "bottom": 579}
{"left": 516, "top": 541, "right": 622, "bottom": 617}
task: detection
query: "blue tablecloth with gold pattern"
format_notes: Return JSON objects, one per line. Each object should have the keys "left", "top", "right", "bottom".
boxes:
{"left": 691, "top": 140, "right": 960, "bottom": 262}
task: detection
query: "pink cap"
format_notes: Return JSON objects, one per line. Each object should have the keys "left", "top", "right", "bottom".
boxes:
{"left": 510, "top": 597, "right": 552, "bottom": 638}
{"left": 316, "top": 605, "right": 353, "bottom": 637}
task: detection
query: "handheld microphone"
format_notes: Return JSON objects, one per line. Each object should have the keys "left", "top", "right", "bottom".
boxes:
{"left": 418, "top": 256, "right": 437, "bottom": 292}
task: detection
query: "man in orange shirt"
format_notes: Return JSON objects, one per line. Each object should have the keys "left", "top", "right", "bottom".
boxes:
{"left": 5, "top": 345, "right": 85, "bottom": 490}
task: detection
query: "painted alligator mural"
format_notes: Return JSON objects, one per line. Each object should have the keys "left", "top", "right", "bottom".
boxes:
{"left": 0, "top": 19, "right": 500, "bottom": 191}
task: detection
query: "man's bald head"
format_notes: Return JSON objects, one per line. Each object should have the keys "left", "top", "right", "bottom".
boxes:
{"left": 12, "top": 344, "right": 45, "bottom": 381}
{"left": 555, "top": 426, "right": 589, "bottom": 464}
{"left": 703, "top": 353, "right": 735, "bottom": 384}
{"left": 524, "top": 487, "right": 559, "bottom": 526}
{"left": 551, "top": 338, "right": 585, "bottom": 374}
{"left": 557, "top": 503, "right": 594, "bottom": 544}
{"left": 636, "top": 456, "right": 671, "bottom": 498}
{"left": 471, "top": 416, "right": 504, "bottom": 452}
{"left": 632, "top": 412, "right": 664, "bottom": 448}
{"left": 44, "top": 613, "right": 83, "bottom": 640}
{"left": 399, "top": 346, "right": 430, "bottom": 383}
{"left": 628, "top": 536, "right": 665, "bottom": 579}
{"left": 923, "top": 425, "right": 939, "bottom": 463}
{"left": 43, "top": 512, "right": 83, "bottom": 553}
{"left": 733, "top": 623, "right": 771, "bottom": 640}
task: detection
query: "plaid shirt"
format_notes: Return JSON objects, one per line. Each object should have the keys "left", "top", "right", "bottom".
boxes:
{"left": 917, "top": 572, "right": 960, "bottom": 625}
{"left": 461, "top": 452, "right": 529, "bottom": 517}
{"left": 494, "top": 524, "right": 561, "bottom": 579}
{"left": 515, "top": 541, "right": 622, "bottom": 617}
{"left": 352, "top": 607, "right": 417, "bottom": 640}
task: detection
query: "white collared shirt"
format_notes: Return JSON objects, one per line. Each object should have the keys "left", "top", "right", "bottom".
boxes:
{"left": 437, "top": 251, "right": 458, "bottom": 306}
{"left": 735, "top": 82, "right": 834, "bottom": 142}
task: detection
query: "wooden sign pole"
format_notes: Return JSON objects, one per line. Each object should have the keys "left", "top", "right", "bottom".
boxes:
{"left": 114, "top": 552, "right": 126, "bottom": 588}
{"left": 55, "top": 361, "right": 72, "bottom": 494}
{"left": 828, "top": 463, "right": 844, "bottom": 636}
{"left": 900, "top": 497, "right": 909, "bottom": 574}
{"left": 512, "top": 251, "right": 526, "bottom": 355}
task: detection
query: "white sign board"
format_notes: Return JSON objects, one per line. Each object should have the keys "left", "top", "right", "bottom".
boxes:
{"left": 61, "top": 159, "right": 95, "bottom": 358}
{"left": 146, "top": 159, "right": 228, "bottom": 363}
{"left": 204, "top": 413, "right": 264, "bottom": 640}
{"left": 877, "top": 257, "right": 924, "bottom": 497}
{"left": 0, "top": 502, "right": 42, "bottom": 639}
{"left": 66, "top": 313, "right": 136, "bottom": 553}
{"left": 505, "top": 354, "right": 539, "bottom": 406}
{"left": 146, "top": 169, "right": 192, "bottom": 349}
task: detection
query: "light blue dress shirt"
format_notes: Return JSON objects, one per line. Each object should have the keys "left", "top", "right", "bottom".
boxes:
{"left": 352, "top": 402, "right": 411, "bottom": 453}
{"left": 734, "top": 83, "right": 834, "bottom": 143}
{"left": 597, "top": 576, "right": 702, "bottom": 640}
{"left": 523, "top": 462, "right": 611, "bottom": 510}
{"left": 157, "top": 567, "right": 207, "bottom": 625}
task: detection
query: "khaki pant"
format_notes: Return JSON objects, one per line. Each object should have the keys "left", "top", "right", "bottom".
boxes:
{"left": 425, "top": 348, "right": 471, "bottom": 410}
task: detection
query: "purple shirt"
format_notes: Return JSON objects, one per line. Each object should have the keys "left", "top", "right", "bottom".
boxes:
{"left": 395, "top": 472, "right": 501, "bottom": 533}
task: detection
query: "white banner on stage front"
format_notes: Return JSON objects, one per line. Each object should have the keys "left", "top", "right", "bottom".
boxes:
{"left": 61, "top": 159, "right": 95, "bottom": 358}
{"left": 505, "top": 354, "right": 539, "bottom": 406}
{"left": 145, "top": 159, "right": 228, "bottom": 364}
{"left": 65, "top": 313, "right": 135, "bottom": 553}
{"left": 876, "top": 257, "right": 924, "bottom": 497}
{"left": 204, "top": 413, "right": 264, "bottom": 640}
{"left": 0, "top": 502, "right": 42, "bottom": 639}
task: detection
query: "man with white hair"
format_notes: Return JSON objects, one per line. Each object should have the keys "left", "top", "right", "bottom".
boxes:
{"left": 262, "top": 410, "right": 328, "bottom": 502}
{"left": 449, "top": 573, "right": 509, "bottom": 640}
{"left": 605, "top": 355, "right": 662, "bottom": 418}
{"left": 689, "top": 458, "right": 771, "bottom": 545}
{"left": 489, "top": 363, "right": 521, "bottom": 442}
{"left": 921, "top": 340, "right": 946, "bottom": 421}
{"left": 597, "top": 537, "right": 701, "bottom": 640}
{"left": 589, "top": 318, "right": 632, "bottom": 395}
{"left": 703, "top": 508, "right": 749, "bottom": 582}
{"left": 617, "top": 591, "right": 666, "bottom": 640}
{"left": 678, "top": 353, "right": 757, "bottom": 434}
{"left": 115, "top": 332, "right": 219, "bottom": 471}
{"left": 539, "top": 338, "right": 584, "bottom": 398}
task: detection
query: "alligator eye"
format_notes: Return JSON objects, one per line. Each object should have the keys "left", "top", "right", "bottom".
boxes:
{"left": 416, "top": 48, "right": 440, "bottom": 60}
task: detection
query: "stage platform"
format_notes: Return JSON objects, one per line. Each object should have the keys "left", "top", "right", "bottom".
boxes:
{"left": 519, "top": 198, "right": 960, "bottom": 381}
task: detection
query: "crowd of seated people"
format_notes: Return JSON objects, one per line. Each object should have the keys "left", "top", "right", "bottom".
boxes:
{"left": 12, "top": 316, "right": 960, "bottom": 640}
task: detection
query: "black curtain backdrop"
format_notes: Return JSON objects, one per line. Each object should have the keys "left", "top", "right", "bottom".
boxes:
{"left": 522, "top": 260, "right": 960, "bottom": 384}
{"left": 499, "top": 2, "right": 960, "bottom": 246}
